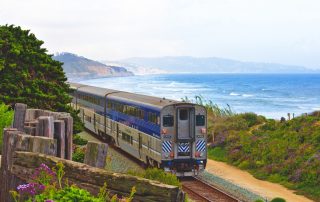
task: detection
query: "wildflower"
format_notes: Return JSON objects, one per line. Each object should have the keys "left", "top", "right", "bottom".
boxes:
{"left": 31, "top": 163, "right": 55, "bottom": 185}
{"left": 17, "top": 183, "right": 44, "bottom": 196}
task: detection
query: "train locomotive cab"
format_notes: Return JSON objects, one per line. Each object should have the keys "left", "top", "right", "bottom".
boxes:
{"left": 160, "top": 103, "right": 207, "bottom": 177}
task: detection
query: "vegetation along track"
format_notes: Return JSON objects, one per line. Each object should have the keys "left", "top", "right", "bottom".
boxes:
{"left": 181, "top": 177, "right": 239, "bottom": 202}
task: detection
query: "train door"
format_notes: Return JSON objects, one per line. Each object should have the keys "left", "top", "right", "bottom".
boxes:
{"left": 138, "top": 133, "right": 142, "bottom": 159}
{"left": 177, "top": 107, "right": 195, "bottom": 157}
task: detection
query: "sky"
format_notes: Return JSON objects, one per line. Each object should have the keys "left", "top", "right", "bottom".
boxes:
{"left": 1, "top": 0, "right": 320, "bottom": 69}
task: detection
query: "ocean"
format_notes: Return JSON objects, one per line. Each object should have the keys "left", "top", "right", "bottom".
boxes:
{"left": 79, "top": 74, "right": 320, "bottom": 119}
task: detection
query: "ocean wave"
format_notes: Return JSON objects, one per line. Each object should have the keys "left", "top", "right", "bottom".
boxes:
{"left": 230, "top": 92, "right": 240, "bottom": 96}
{"left": 242, "top": 94, "right": 254, "bottom": 97}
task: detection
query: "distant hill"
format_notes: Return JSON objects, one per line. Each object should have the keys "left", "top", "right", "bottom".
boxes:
{"left": 118, "top": 56, "right": 318, "bottom": 74}
{"left": 100, "top": 60, "right": 168, "bottom": 75}
{"left": 53, "top": 53, "right": 133, "bottom": 81}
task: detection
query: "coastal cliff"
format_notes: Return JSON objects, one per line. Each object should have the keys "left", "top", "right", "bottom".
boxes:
{"left": 54, "top": 52, "right": 134, "bottom": 81}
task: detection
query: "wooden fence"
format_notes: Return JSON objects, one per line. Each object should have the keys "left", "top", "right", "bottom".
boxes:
{"left": 0, "top": 103, "right": 184, "bottom": 202}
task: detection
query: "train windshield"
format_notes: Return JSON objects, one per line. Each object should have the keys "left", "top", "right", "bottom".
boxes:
{"left": 163, "top": 115, "right": 174, "bottom": 127}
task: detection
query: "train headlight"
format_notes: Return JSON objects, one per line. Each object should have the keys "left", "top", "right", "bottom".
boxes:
{"left": 200, "top": 152, "right": 204, "bottom": 157}
{"left": 161, "top": 129, "right": 167, "bottom": 134}
{"left": 170, "top": 152, "right": 174, "bottom": 158}
{"left": 201, "top": 128, "right": 206, "bottom": 134}
{"left": 165, "top": 153, "right": 169, "bottom": 158}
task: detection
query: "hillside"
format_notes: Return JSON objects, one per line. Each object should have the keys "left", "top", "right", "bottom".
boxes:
{"left": 207, "top": 111, "right": 320, "bottom": 201}
{"left": 54, "top": 53, "right": 133, "bottom": 81}
{"left": 118, "top": 56, "right": 317, "bottom": 74}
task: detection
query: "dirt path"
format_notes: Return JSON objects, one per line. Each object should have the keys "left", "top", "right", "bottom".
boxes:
{"left": 206, "top": 159, "right": 313, "bottom": 202}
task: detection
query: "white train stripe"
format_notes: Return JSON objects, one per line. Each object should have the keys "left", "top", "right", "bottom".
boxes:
{"left": 162, "top": 141, "right": 172, "bottom": 153}
{"left": 178, "top": 142, "right": 190, "bottom": 152}
{"left": 196, "top": 140, "right": 206, "bottom": 152}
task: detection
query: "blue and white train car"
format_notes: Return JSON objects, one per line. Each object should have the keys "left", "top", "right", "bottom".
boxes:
{"left": 70, "top": 83, "right": 207, "bottom": 176}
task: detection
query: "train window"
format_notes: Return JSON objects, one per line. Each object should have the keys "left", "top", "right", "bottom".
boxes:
{"left": 122, "top": 132, "right": 133, "bottom": 144}
{"left": 139, "top": 109, "right": 145, "bottom": 119}
{"left": 148, "top": 112, "right": 158, "bottom": 124}
{"left": 107, "top": 101, "right": 111, "bottom": 109}
{"left": 196, "top": 115, "right": 205, "bottom": 126}
{"left": 84, "top": 115, "right": 91, "bottom": 123}
{"left": 179, "top": 109, "right": 188, "bottom": 120}
{"left": 163, "top": 115, "right": 174, "bottom": 127}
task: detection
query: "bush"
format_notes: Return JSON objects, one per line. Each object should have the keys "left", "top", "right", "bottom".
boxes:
{"left": 144, "top": 168, "right": 181, "bottom": 187}
{"left": 271, "top": 197, "right": 286, "bottom": 202}
{"left": 238, "top": 113, "right": 264, "bottom": 127}
{"left": 238, "top": 160, "right": 250, "bottom": 169}
{"left": 129, "top": 168, "right": 181, "bottom": 187}
{"left": 0, "top": 103, "right": 14, "bottom": 154}
{"left": 72, "top": 147, "right": 86, "bottom": 163}
{"left": 73, "top": 134, "right": 88, "bottom": 145}
{"left": 207, "top": 147, "right": 227, "bottom": 161}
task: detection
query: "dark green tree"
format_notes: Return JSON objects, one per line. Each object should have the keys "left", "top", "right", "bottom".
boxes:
{"left": 0, "top": 24, "right": 83, "bottom": 133}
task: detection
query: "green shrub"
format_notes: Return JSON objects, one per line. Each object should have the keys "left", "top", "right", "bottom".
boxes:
{"left": 73, "top": 134, "right": 88, "bottom": 145}
{"left": 238, "top": 113, "right": 264, "bottom": 127}
{"left": 238, "top": 160, "right": 250, "bottom": 169}
{"left": 207, "top": 147, "right": 227, "bottom": 161}
{"left": 0, "top": 103, "right": 14, "bottom": 154}
{"left": 72, "top": 147, "right": 85, "bottom": 163}
{"left": 255, "top": 200, "right": 264, "bottom": 202}
{"left": 144, "top": 168, "right": 181, "bottom": 187}
{"left": 271, "top": 197, "right": 286, "bottom": 202}
{"left": 129, "top": 168, "right": 181, "bottom": 187}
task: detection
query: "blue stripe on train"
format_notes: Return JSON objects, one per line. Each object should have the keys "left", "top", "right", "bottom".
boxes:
{"left": 178, "top": 142, "right": 190, "bottom": 152}
{"left": 162, "top": 141, "right": 172, "bottom": 153}
{"left": 196, "top": 140, "right": 206, "bottom": 152}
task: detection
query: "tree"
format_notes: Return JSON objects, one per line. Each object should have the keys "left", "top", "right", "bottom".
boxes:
{"left": 0, "top": 25, "right": 83, "bottom": 133}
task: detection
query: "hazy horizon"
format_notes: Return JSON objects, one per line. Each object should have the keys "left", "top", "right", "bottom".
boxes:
{"left": 2, "top": 0, "right": 320, "bottom": 70}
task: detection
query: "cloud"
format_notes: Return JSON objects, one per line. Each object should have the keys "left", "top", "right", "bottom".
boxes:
{"left": 1, "top": 0, "right": 320, "bottom": 69}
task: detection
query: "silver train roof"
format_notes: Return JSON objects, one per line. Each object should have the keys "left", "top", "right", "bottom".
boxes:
{"left": 69, "top": 82, "right": 180, "bottom": 108}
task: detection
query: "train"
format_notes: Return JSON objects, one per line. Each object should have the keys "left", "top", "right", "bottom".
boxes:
{"left": 69, "top": 82, "right": 207, "bottom": 176}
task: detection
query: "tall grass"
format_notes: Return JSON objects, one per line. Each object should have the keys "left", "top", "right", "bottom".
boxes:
{"left": 0, "top": 103, "right": 14, "bottom": 154}
{"left": 182, "top": 95, "right": 235, "bottom": 117}
{"left": 128, "top": 168, "right": 181, "bottom": 187}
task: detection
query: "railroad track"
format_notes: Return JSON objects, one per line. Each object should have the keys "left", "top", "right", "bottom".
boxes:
{"left": 181, "top": 177, "right": 240, "bottom": 202}
{"left": 85, "top": 130, "right": 240, "bottom": 201}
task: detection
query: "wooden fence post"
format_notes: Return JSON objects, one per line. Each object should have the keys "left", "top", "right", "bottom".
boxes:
{"left": 84, "top": 141, "right": 108, "bottom": 168}
{"left": 0, "top": 129, "right": 21, "bottom": 202}
{"left": 54, "top": 120, "right": 66, "bottom": 158}
{"left": 12, "top": 103, "right": 27, "bottom": 131}
{"left": 59, "top": 116, "right": 73, "bottom": 160}
{"left": 37, "top": 116, "right": 54, "bottom": 138}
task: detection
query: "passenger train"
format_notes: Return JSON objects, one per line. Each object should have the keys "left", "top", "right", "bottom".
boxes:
{"left": 70, "top": 83, "right": 207, "bottom": 176}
